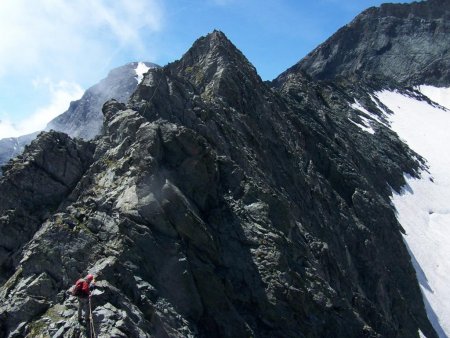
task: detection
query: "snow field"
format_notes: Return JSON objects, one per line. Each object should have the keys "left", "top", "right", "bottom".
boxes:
{"left": 376, "top": 87, "right": 450, "bottom": 338}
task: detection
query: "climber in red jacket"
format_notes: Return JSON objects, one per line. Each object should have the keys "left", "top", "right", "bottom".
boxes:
{"left": 72, "top": 274, "right": 95, "bottom": 324}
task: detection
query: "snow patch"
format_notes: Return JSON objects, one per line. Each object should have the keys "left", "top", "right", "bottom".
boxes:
{"left": 349, "top": 116, "right": 375, "bottom": 134}
{"left": 351, "top": 100, "right": 372, "bottom": 116}
{"left": 135, "top": 62, "right": 150, "bottom": 84}
{"left": 376, "top": 89, "right": 450, "bottom": 337}
{"left": 349, "top": 100, "right": 381, "bottom": 134}
{"left": 417, "top": 86, "right": 450, "bottom": 110}
{"left": 369, "top": 94, "right": 391, "bottom": 122}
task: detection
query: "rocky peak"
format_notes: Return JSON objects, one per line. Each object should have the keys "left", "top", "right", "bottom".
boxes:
{"left": 169, "top": 30, "right": 265, "bottom": 108}
{"left": 129, "top": 31, "right": 270, "bottom": 133}
{"left": 292, "top": 0, "right": 450, "bottom": 86}
{"left": 174, "top": 30, "right": 253, "bottom": 76}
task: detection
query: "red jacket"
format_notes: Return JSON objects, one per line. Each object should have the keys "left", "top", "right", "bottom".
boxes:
{"left": 73, "top": 278, "right": 91, "bottom": 297}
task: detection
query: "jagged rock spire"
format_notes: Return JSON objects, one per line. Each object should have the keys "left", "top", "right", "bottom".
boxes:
{"left": 174, "top": 30, "right": 257, "bottom": 79}
{"left": 130, "top": 30, "right": 269, "bottom": 119}
{"left": 170, "top": 30, "right": 265, "bottom": 108}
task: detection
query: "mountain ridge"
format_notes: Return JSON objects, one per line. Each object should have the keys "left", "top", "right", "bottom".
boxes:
{"left": 0, "top": 29, "right": 438, "bottom": 337}
{"left": 0, "top": 0, "right": 449, "bottom": 336}
{"left": 46, "top": 61, "right": 159, "bottom": 140}
{"left": 292, "top": 0, "right": 450, "bottom": 86}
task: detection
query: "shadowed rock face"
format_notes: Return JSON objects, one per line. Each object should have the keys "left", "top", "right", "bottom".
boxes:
{"left": 0, "top": 131, "right": 95, "bottom": 284}
{"left": 0, "top": 31, "right": 439, "bottom": 338}
{"left": 293, "top": 0, "right": 450, "bottom": 86}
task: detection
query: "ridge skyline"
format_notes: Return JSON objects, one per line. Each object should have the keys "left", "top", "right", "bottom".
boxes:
{"left": 0, "top": 0, "right": 416, "bottom": 138}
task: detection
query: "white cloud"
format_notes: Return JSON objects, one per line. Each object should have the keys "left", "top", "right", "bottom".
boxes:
{"left": 0, "top": 0, "right": 164, "bottom": 79}
{"left": 0, "top": 80, "right": 83, "bottom": 138}
{"left": 0, "top": 118, "right": 18, "bottom": 139}
{"left": 0, "top": 0, "right": 164, "bottom": 137}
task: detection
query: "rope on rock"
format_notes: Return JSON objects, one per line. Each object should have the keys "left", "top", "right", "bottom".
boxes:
{"left": 89, "top": 297, "right": 97, "bottom": 338}
{"left": 142, "top": 72, "right": 164, "bottom": 117}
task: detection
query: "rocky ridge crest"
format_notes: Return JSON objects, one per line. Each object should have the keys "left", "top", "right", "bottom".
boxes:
{"left": 294, "top": 0, "right": 450, "bottom": 86}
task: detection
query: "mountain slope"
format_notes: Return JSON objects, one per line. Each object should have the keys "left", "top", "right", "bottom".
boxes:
{"left": 47, "top": 61, "right": 158, "bottom": 140}
{"left": 294, "top": 0, "right": 450, "bottom": 86}
{"left": 0, "top": 31, "right": 437, "bottom": 338}
{"left": 275, "top": 1, "right": 450, "bottom": 335}
{"left": 0, "top": 62, "right": 158, "bottom": 173}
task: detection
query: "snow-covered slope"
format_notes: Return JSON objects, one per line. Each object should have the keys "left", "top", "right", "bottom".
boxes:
{"left": 376, "top": 87, "right": 450, "bottom": 338}
{"left": 349, "top": 100, "right": 376, "bottom": 134}
{"left": 418, "top": 86, "right": 450, "bottom": 111}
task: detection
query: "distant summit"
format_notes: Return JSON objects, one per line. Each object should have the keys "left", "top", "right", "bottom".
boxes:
{"left": 0, "top": 62, "right": 158, "bottom": 172}
{"left": 47, "top": 61, "right": 159, "bottom": 140}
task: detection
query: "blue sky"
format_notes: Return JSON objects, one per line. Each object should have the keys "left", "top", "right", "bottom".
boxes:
{"left": 0, "top": 0, "right": 415, "bottom": 138}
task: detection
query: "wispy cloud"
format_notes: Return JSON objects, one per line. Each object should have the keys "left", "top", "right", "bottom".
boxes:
{"left": 0, "top": 79, "right": 83, "bottom": 138}
{"left": 0, "top": 0, "right": 164, "bottom": 137}
{"left": 0, "top": 0, "right": 164, "bottom": 79}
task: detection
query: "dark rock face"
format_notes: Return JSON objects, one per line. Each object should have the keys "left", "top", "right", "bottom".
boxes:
{"left": 0, "top": 131, "right": 94, "bottom": 285}
{"left": 0, "top": 31, "right": 438, "bottom": 338}
{"left": 295, "top": 0, "right": 450, "bottom": 86}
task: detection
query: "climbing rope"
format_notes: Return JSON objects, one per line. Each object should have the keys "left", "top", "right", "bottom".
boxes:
{"left": 149, "top": 74, "right": 164, "bottom": 102}
{"left": 142, "top": 72, "right": 164, "bottom": 117}
{"left": 89, "top": 297, "right": 97, "bottom": 338}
